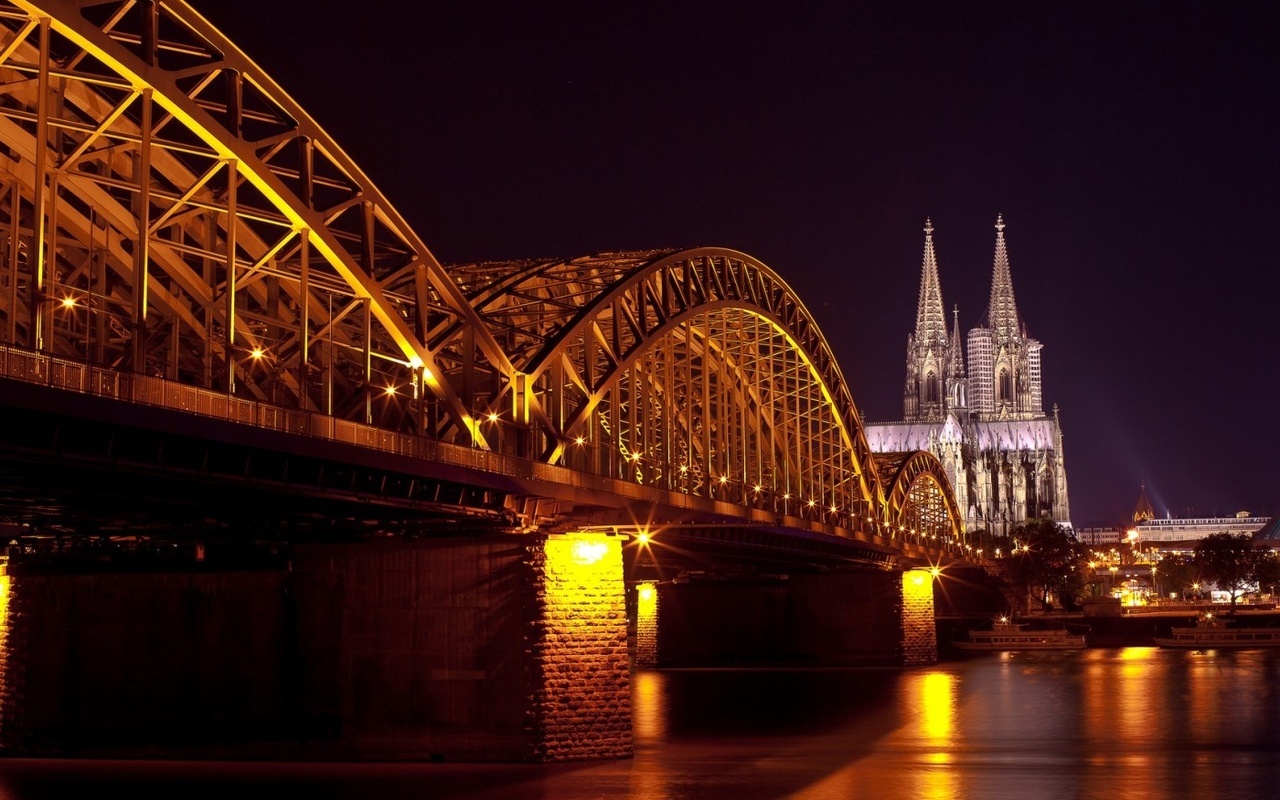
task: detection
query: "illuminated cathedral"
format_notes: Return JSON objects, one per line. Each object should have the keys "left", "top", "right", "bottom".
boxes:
{"left": 863, "top": 215, "right": 1072, "bottom": 534}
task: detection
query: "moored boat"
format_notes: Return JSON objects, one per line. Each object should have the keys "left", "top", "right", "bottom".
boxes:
{"left": 954, "top": 617, "right": 1087, "bottom": 651}
{"left": 1153, "top": 613, "right": 1280, "bottom": 648}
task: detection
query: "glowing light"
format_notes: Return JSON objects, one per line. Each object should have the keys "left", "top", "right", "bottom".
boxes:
{"left": 930, "top": 567, "right": 942, "bottom": 579}
{"left": 631, "top": 453, "right": 642, "bottom": 462}
{"left": 60, "top": 296, "right": 77, "bottom": 309}
{"left": 636, "top": 531, "right": 650, "bottom": 545}
{"left": 250, "top": 347, "right": 265, "bottom": 360}
{"left": 487, "top": 412, "right": 499, "bottom": 423}
{"left": 807, "top": 499, "right": 816, "bottom": 508}
{"left": 719, "top": 475, "right": 728, "bottom": 484}
{"left": 384, "top": 385, "right": 397, "bottom": 396}
{"left": 571, "top": 539, "right": 609, "bottom": 565}
{"left": 753, "top": 484, "right": 762, "bottom": 493}
{"left": 637, "top": 583, "right": 655, "bottom": 604}
{"left": 409, "top": 355, "right": 424, "bottom": 369}
{"left": 679, "top": 465, "right": 688, "bottom": 473}
{"left": 574, "top": 436, "right": 585, "bottom": 445}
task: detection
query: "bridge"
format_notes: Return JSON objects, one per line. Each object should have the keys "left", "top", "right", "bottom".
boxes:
{"left": 0, "top": 1, "right": 981, "bottom": 763}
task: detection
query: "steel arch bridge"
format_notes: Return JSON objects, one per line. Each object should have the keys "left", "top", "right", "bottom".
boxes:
{"left": 0, "top": 0, "right": 965, "bottom": 553}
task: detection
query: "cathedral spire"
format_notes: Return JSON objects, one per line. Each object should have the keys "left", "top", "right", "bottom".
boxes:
{"left": 985, "top": 214, "right": 1021, "bottom": 338}
{"left": 914, "top": 218, "right": 948, "bottom": 344}
{"left": 948, "top": 305, "right": 965, "bottom": 379}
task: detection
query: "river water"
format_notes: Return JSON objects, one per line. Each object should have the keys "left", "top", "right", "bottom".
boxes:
{"left": 2, "top": 647, "right": 1279, "bottom": 799}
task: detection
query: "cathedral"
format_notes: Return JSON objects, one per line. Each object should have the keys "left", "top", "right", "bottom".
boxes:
{"left": 862, "top": 215, "right": 1072, "bottom": 535}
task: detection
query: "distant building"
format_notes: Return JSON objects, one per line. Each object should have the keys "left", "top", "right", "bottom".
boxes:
{"left": 1076, "top": 525, "right": 1123, "bottom": 547}
{"left": 1127, "top": 484, "right": 1269, "bottom": 551}
{"left": 863, "top": 216, "right": 1071, "bottom": 535}
{"left": 1134, "top": 513, "right": 1268, "bottom": 550}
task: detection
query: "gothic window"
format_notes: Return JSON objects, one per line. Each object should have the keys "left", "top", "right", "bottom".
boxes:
{"left": 925, "top": 372, "right": 939, "bottom": 403}
{"left": 997, "top": 369, "right": 1012, "bottom": 402}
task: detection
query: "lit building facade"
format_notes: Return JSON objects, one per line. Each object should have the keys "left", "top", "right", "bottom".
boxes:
{"left": 864, "top": 216, "right": 1071, "bottom": 535}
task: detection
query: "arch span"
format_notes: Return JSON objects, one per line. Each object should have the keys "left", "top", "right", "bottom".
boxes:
{"left": 446, "top": 248, "right": 884, "bottom": 528}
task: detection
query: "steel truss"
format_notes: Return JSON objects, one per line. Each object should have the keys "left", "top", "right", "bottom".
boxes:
{"left": 0, "top": 1, "right": 963, "bottom": 544}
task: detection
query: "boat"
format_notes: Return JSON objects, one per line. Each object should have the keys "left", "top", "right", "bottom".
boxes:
{"left": 954, "top": 617, "right": 1087, "bottom": 651}
{"left": 1153, "top": 613, "right": 1280, "bottom": 648}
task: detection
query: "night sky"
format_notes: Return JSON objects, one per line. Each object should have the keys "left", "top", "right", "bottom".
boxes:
{"left": 202, "top": 1, "right": 1279, "bottom": 527}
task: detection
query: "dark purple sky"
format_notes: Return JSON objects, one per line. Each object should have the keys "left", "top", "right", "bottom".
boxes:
{"left": 203, "top": 1, "right": 1279, "bottom": 527}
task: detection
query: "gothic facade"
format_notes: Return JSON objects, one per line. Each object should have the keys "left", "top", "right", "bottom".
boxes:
{"left": 863, "top": 216, "right": 1072, "bottom": 535}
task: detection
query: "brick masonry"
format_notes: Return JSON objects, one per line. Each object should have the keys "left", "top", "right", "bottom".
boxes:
{"left": 523, "top": 534, "right": 632, "bottom": 761}
{"left": 901, "top": 569, "right": 939, "bottom": 666}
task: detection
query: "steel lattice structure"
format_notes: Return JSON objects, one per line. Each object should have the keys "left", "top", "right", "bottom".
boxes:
{"left": 0, "top": 0, "right": 964, "bottom": 546}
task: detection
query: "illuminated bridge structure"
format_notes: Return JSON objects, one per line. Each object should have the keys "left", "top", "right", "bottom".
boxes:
{"left": 0, "top": 1, "right": 976, "bottom": 763}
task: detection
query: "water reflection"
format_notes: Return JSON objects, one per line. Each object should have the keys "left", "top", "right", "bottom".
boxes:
{"left": 2, "top": 649, "right": 1280, "bottom": 799}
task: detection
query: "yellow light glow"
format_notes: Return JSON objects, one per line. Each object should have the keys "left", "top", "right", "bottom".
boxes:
{"left": 637, "top": 583, "right": 655, "bottom": 605}
{"left": 409, "top": 355, "right": 424, "bottom": 369}
{"left": 719, "top": 475, "right": 728, "bottom": 484}
{"left": 930, "top": 567, "right": 942, "bottom": 578}
{"left": 571, "top": 539, "right": 609, "bottom": 565}
{"left": 636, "top": 531, "right": 650, "bottom": 545}
{"left": 384, "top": 385, "right": 397, "bottom": 396}
{"left": 60, "top": 296, "right": 77, "bottom": 308}
{"left": 250, "top": 347, "right": 265, "bottom": 360}
{"left": 574, "top": 436, "right": 585, "bottom": 445}
{"left": 807, "top": 499, "right": 816, "bottom": 507}
{"left": 487, "top": 412, "right": 499, "bottom": 423}
{"left": 753, "top": 484, "right": 762, "bottom": 493}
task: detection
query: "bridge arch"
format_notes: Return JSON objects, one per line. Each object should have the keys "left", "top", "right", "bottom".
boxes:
{"left": 877, "top": 450, "right": 965, "bottom": 544}
{"left": 0, "top": 0, "right": 512, "bottom": 446}
{"left": 443, "top": 248, "right": 884, "bottom": 524}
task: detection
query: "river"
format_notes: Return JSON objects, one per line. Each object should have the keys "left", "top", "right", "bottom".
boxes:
{"left": 2, "top": 647, "right": 1278, "bottom": 799}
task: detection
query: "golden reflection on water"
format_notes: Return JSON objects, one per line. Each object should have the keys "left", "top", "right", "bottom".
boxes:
{"left": 907, "top": 670, "right": 959, "bottom": 799}
{"left": 632, "top": 669, "right": 666, "bottom": 744}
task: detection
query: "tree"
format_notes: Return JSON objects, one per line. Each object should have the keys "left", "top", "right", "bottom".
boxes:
{"left": 1156, "top": 553, "right": 1201, "bottom": 601}
{"left": 998, "top": 518, "right": 1088, "bottom": 613}
{"left": 1193, "top": 533, "right": 1268, "bottom": 613}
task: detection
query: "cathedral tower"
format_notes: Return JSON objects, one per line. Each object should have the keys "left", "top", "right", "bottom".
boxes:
{"left": 966, "top": 214, "right": 1043, "bottom": 420}
{"left": 904, "top": 219, "right": 962, "bottom": 421}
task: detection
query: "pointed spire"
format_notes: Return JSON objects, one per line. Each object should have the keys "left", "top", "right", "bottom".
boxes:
{"left": 985, "top": 213, "right": 1021, "bottom": 337}
{"left": 914, "top": 218, "right": 948, "bottom": 345}
{"left": 1133, "top": 480, "right": 1155, "bottom": 523}
{"left": 948, "top": 305, "right": 965, "bottom": 378}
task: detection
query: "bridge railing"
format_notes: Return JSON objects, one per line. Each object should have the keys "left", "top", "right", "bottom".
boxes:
{"left": 0, "top": 343, "right": 966, "bottom": 555}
